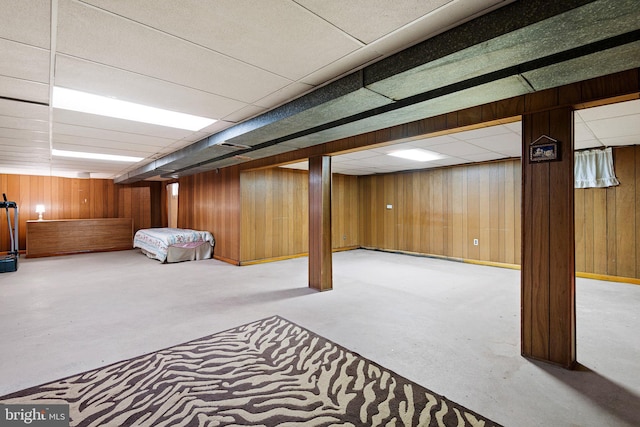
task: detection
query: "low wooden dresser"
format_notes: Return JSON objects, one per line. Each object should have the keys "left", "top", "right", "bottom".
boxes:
{"left": 26, "top": 218, "right": 133, "bottom": 258}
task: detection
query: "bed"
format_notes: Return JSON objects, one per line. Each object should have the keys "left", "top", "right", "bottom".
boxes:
{"left": 133, "top": 228, "right": 215, "bottom": 263}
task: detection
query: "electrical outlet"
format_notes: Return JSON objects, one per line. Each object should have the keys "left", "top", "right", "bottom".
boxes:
{"left": 386, "top": 204, "right": 393, "bottom": 209}
{"left": 473, "top": 238, "right": 479, "bottom": 246}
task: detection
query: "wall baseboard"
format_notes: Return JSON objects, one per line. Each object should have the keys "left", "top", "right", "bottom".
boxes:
{"left": 213, "top": 254, "right": 241, "bottom": 266}
{"left": 575, "top": 272, "right": 640, "bottom": 286}
{"left": 239, "top": 246, "right": 360, "bottom": 266}
{"left": 360, "top": 247, "right": 640, "bottom": 286}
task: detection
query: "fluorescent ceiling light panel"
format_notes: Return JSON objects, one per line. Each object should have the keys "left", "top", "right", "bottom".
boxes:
{"left": 52, "top": 87, "right": 216, "bottom": 131}
{"left": 52, "top": 149, "right": 144, "bottom": 163}
{"left": 388, "top": 149, "right": 445, "bottom": 162}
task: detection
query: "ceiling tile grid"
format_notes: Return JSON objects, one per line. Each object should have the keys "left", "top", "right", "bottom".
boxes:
{"left": 0, "top": 0, "right": 638, "bottom": 180}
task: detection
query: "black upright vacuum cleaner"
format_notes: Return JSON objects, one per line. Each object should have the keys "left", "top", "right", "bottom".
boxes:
{"left": 0, "top": 193, "right": 19, "bottom": 273}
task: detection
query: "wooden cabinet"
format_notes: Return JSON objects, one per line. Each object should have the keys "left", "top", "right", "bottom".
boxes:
{"left": 26, "top": 218, "right": 133, "bottom": 258}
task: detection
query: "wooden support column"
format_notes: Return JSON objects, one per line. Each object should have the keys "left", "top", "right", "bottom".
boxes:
{"left": 309, "top": 155, "right": 332, "bottom": 291}
{"left": 521, "top": 107, "right": 576, "bottom": 368}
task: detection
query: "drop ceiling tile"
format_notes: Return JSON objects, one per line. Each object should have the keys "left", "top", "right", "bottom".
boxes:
{"left": 0, "top": 75, "right": 49, "bottom": 104}
{"left": 427, "top": 141, "right": 490, "bottom": 156}
{"left": 57, "top": 0, "right": 292, "bottom": 103}
{"left": 51, "top": 159, "right": 138, "bottom": 175}
{"left": 430, "top": 156, "right": 467, "bottom": 166}
{"left": 1, "top": 146, "right": 49, "bottom": 158}
{"left": 0, "top": 128, "right": 48, "bottom": 142}
{"left": 452, "top": 124, "right": 513, "bottom": 140}
{"left": 333, "top": 158, "right": 375, "bottom": 170}
{"left": 83, "top": 0, "right": 362, "bottom": 81}
{"left": 575, "top": 139, "right": 604, "bottom": 150}
{"left": 0, "top": 115, "right": 48, "bottom": 132}
{"left": 222, "top": 105, "right": 267, "bottom": 124}
{"left": 253, "top": 82, "right": 316, "bottom": 110}
{"left": 495, "top": 146, "right": 521, "bottom": 157}
{"left": 357, "top": 0, "right": 509, "bottom": 53}
{"left": 54, "top": 55, "right": 248, "bottom": 119}
{"left": 503, "top": 121, "right": 522, "bottom": 134}
{"left": 1, "top": 164, "right": 53, "bottom": 176}
{"left": 52, "top": 135, "right": 160, "bottom": 153}
{"left": 280, "top": 161, "right": 308, "bottom": 171}
{"left": 297, "top": 0, "right": 450, "bottom": 44}
{"left": 349, "top": 154, "right": 417, "bottom": 169}
{"left": 335, "top": 150, "right": 383, "bottom": 160}
{"left": 410, "top": 134, "right": 460, "bottom": 148}
{"left": 0, "top": 39, "right": 50, "bottom": 83}
{"left": 0, "top": 99, "right": 49, "bottom": 120}
{"left": 52, "top": 142, "right": 153, "bottom": 158}
{"left": 599, "top": 136, "right": 640, "bottom": 146}
{"left": 370, "top": 142, "right": 416, "bottom": 155}
{"left": 465, "top": 133, "right": 520, "bottom": 153}
{"left": 587, "top": 115, "right": 640, "bottom": 139}
{"left": 52, "top": 125, "right": 176, "bottom": 149}
{"left": 577, "top": 99, "right": 640, "bottom": 121}
{"left": 52, "top": 156, "right": 143, "bottom": 168}
{"left": 575, "top": 122, "right": 597, "bottom": 142}
{"left": 0, "top": 0, "right": 51, "bottom": 48}
{"left": 0, "top": 137, "right": 49, "bottom": 149}
{"left": 53, "top": 110, "right": 193, "bottom": 140}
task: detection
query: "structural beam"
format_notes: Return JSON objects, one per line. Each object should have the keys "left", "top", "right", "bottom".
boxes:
{"left": 521, "top": 107, "right": 576, "bottom": 368}
{"left": 308, "top": 156, "right": 332, "bottom": 291}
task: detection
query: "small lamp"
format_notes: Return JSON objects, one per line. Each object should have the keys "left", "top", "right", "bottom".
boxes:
{"left": 35, "top": 204, "right": 45, "bottom": 220}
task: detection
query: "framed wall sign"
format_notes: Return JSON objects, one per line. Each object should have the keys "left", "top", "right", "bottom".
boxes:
{"left": 529, "top": 135, "right": 560, "bottom": 163}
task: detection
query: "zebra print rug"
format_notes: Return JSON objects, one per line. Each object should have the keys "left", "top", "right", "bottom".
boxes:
{"left": 0, "top": 316, "right": 501, "bottom": 426}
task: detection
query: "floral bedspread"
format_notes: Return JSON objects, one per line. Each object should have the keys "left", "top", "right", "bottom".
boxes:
{"left": 133, "top": 228, "right": 215, "bottom": 262}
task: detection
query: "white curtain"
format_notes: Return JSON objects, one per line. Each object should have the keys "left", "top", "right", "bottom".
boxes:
{"left": 574, "top": 147, "right": 619, "bottom": 188}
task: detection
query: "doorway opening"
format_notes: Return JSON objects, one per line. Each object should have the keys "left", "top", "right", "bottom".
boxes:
{"left": 167, "top": 182, "right": 179, "bottom": 228}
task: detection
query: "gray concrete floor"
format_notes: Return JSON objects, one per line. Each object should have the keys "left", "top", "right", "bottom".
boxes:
{"left": 1, "top": 249, "right": 639, "bottom": 426}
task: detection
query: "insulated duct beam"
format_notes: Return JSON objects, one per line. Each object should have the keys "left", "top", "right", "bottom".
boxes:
{"left": 115, "top": 0, "right": 640, "bottom": 183}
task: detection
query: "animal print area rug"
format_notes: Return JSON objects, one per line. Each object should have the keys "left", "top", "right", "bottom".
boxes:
{"left": 0, "top": 316, "right": 502, "bottom": 426}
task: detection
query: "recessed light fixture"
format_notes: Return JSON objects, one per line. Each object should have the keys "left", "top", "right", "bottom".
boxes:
{"left": 52, "top": 87, "right": 216, "bottom": 131}
{"left": 388, "top": 148, "right": 445, "bottom": 162}
{"left": 52, "top": 149, "right": 144, "bottom": 163}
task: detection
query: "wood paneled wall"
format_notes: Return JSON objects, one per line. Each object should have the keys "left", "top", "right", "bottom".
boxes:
{"left": 356, "top": 145, "right": 640, "bottom": 280}
{"left": 240, "top": 168, "right": 308, "bottom": 262}
{"left": 332, "top": 173, "right": 359, "bottom": 249}
{"left": 0, "top": 174, "right": 162, "bottom": 253}
{"left": 178, "top": 166, "right": 241, "bottom": 264}
{"left": 358, "top": 160, "right": 522, "bottom": 264}
{"left": 4, "top": 146, "right": 638, "bottom": 279}
{"left": 240, "top": 167, "right": 358, "bottom": 263}
{"left": 175, "top": 144, "right": 640, "bottom": 280}
{"left": 575, "top": 145, "right": 640, "bottom": 279}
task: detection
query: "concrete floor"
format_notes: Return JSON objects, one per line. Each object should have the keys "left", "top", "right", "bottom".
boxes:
{"left": 0, "top": 249, "right": 639, "bottom": 426}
